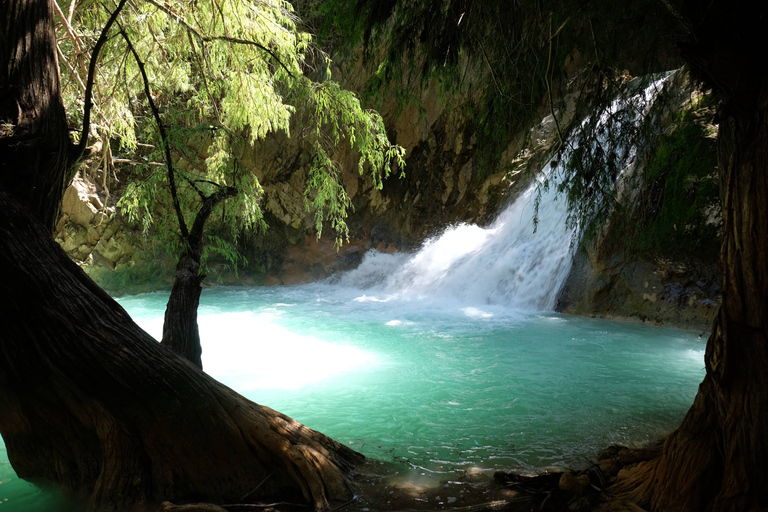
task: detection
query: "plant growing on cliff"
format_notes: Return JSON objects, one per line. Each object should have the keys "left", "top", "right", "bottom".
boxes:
{"left": 594, "top": 96, "right": 720, "bottom": 261}
{"left": 55, "top": 0, "right": 404, "bottom": 367}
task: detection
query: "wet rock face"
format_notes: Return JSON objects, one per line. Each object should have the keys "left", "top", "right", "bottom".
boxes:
{"left": 557, "top": 243, "right": 720, "bottom": 330}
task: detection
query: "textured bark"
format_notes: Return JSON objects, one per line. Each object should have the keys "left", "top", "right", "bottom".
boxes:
{"left": 163, "top": 250, "right": 206, "bottom": 368}
{"left": 608, "top": 3, "right": 768, "bottom": 509}
{"left": 162, "top": 187, "right": 238, "bottom": 368}
{"left": 0, "top": 0, "right": 72, "bottom": 230}
{"left": 0, "top": 187, "right": 363, "bottom": 510}
{"left": 611, "top": 92, "right": 768, "bottom": 512}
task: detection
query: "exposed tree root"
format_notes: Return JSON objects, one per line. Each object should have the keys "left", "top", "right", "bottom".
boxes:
{"left": 0, "top": 188, "right": 363, "bottom": 512}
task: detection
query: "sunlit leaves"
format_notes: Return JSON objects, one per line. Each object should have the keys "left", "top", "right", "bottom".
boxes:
{"left": 57, "top": 0, "right": 403, "bottom": 272}
{"left": 293, "top": 78, "right": 405, "bottom": 244}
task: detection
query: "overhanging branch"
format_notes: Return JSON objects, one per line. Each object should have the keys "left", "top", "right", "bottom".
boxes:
{"left": 76, "top": 0, "right": 129, "bottom": 159}
{"left": 119, "top": 26, "right": 190, "bottom": 240}
{"left": 143, "top": 0, "right": 295, "bottom": 78}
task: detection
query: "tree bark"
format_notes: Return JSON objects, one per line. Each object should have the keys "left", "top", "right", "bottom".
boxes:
{"left": 163, "top": 250, "right": 206, "bottom": 368}
{"left": 612, "top": 103, "right": 768, "bottom": 510}
{"left": 0, "top": 186, "right": 363, "bottom": 510}
{"left": 0, "top": 0, "right": 72, "bottom": 230}
{"left": 608, "top": 3, "right": 768, "bottom": 509}
{"left": 162, "top": 187, "right": 238, "bottom": 368}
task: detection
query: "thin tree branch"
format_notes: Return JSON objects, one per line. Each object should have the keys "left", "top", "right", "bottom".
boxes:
{"left": 545, "top": 15, "right": 566, "bottom": 152}
{"left": 549, "top": 17, "right": 569, "bottom": 41}
{"left": 474, "top": 36, "right": 512, "bottom": 102}
{"left": 657, "top": 0, "right": 695, "bottom": 34}
{"left": 188, "top": 185, "right": 238, "bottom": 250}
{"left": 76, "top": 0, "right": 129, "bottom": 159}
{"left": 143, "top": 0, "right": 295, "bottom": 78}
{"left": 182, "top": 174, "right": 207, "bottom": 201}
{"left": 53, "top": 0, "right": 84, "bottom": 54}
{"left": 57, "top": 44, "right": 87, "bottom": 93}
{"left": 67, "top": 0, "right": 78, "bottom": 24}
{"left": 186, "top": 30, "right": 222, "bottom": 119}
{"left": 112, "top": 158, "right": 164, "bottom": 167}
{"left": 119, "top": 26, "right": 190, "bottom": 240}
{"left": 192, "top": 178, "right": 225, "bottom": 189}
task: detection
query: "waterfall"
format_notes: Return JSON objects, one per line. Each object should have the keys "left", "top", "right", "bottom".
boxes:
{"left": 335, "top": 74, "right": 673, "bottom": 311}
{"left": 336, "top": 175, "right": 572, "bottom": 310}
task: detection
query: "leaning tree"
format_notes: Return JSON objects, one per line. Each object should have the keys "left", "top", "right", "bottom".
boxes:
{"left": 53, "top": 0, "right": 404, "bottom": 368}
{"left": 0, "top": 0, "right": 368, "bottom": 510}
{"left": 319, "top": 0, "right": 768, "bottom": 509}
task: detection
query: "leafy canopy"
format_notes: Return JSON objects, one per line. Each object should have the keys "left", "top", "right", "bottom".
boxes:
{"left": 56, "top": 0, "right": 404, "bottom": 270}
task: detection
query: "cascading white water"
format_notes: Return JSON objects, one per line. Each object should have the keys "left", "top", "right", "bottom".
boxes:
{"left": 336, "top": 74, "right": 673, "bottom": 310}
{"left": 337, "top": 176, "right": 573, "bottom": 310}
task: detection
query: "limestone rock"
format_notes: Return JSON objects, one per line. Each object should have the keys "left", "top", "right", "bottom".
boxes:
{"left": 56, "top": 176, "right": 119, "bottom": 267}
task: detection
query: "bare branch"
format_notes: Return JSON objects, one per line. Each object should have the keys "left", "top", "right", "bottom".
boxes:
{"left": 67, "top": 0, "right": 77, "bottom": 24}
{"left": 193, "top": 178, "right": 225, "bottom": 189}
{"left": 657, "top": 0, "right": 695, "bottom": 34}
{"left": 76, "top": 0, "right": 129, "bottom": 159}
{"left": 182, "top": 175, "right": 207, "bottom": 201}
{"left": 56, "top": 44, "right": 87, "bottom": 93}
{"left": 53, "top": 1, "right": 84, "bottom": 54}
{"left": 120, "top": 26, "right": 190, "bottom": 240}
{"left": 112, "top": 158, "right": 164, "bottom": 167}
{"left": 545, "top": 15, "right": 566, "bottom": 152}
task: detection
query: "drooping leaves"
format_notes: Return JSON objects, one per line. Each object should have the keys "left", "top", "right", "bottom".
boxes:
{"left": 57, "top": 0, "right": 404, "bottom": 271}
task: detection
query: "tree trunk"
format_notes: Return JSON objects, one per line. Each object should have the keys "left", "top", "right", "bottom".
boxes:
{"left": 163, "top": 249, "right": 206, "bottom": 368}
{"left": 0, "top": 187, "right": 363, "bottom": 510}
{"left": 608, "top": 7, "right": 768, "bottom": 505}
{"left": 0, "top": 0, "right": 72, "bottom": 230}
{"left": 162, "top": 187, "right": 237, "bottom": 368}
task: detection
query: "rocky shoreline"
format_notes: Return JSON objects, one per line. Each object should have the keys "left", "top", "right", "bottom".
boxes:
{"left": 157, "top": 440, "right": 666, "bottom": 512}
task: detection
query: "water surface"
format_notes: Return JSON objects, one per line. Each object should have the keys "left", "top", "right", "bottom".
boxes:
{"left": 121, "top": 284, "right": 705, "bottom": 475}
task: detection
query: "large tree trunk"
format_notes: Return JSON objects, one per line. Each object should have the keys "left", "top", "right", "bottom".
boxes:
{"left": 0, "top": 187, "right": 363, "bottom": 510}
{"left": 0, "top": 0, "right": 72, "bottom": 229}
{"left": 608, "top": 3, "right": 768, "bottom": 509}
{"left": 0, "top": 1, "right": 362, "bottom": 509}
{"left": 612, "top": 90, "right": 768, "bottom": 512}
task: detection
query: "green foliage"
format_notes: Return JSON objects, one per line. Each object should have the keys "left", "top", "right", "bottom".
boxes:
{"left": 290, "top": 78, "right": 405, "bottom": 244}
{"left": 553, "top": 74, "right": 679, "bottom": 240}
{"left": 57, "top": 0, "right": 403, "bottom": 272}
{"left": 586, "top": 93, "right": 720, "bottom": 260}
{"left": 631, "top": 107, "right": 719, "bottom": 258}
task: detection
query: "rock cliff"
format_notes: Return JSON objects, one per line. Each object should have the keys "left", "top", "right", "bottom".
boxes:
{"left": 54, "top": 26, "right": 720, "bottom": 330}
